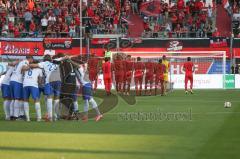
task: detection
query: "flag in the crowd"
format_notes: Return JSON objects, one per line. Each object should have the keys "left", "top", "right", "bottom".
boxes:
{"left": 121, "top": 17, "right": 134, "bottom": 25}
{"left": 223, "top": 0, "right": 230, "bottom": 9}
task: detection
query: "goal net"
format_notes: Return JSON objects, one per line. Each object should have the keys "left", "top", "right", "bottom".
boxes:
{"left": 112, "top": 51, "right": 229, "bottom": 89}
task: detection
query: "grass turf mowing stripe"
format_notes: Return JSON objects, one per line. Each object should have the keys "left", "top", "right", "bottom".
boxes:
{"left": 0, "top": 132, "right": 175, "bottom": 159}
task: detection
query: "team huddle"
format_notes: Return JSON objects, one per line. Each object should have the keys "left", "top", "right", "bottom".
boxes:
{"left": 1, "top": 54, "right": 103, "bottom": 122}
{"left": 0, "top": 53, "right": 195, "bottom": 122}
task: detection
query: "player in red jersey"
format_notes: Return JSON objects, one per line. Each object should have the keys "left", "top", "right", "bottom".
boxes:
{"left": 124, "top": 55, "right": 134, "bottom": 95}
{"left": 102, "top": 57, "right": 112, "bottom": 95}
{"left": 145, "top": 60, "right": 155, "bottom": 95}
{"left": 134, "top": 57, "right": 144, "bottom": 96}
{"left": 88, "top": 54, "right": 100, "bottom": 92}
{"left": 183, "top": 57, "right": 195, "bottom": 94}
{"left": 154, "top": 59, "right": 166, "bottom": 96}
{"left": 113, "top": 54, "right": 124, "bottom": 93}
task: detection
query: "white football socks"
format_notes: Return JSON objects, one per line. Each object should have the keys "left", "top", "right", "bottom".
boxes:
{"left": 10, "top": 100, "right": 14, "bottom": 117}
{"left": 84, "top": 100, "right": 89, "bottom": 115}
{"left": 3, "top": 100, "right": 11, "bottom": 120}
{"left": 35, "top": 102, "right": 41, "bottom": 121}
{"left": 89, "top": 98, "right": 101, "bottom": 115}
{"left": 19, "top": 101, "right": 25, "bottom": 116}
{"left": 53, "top": 99, "right": 59, "bottom": 120}
{"left": 47, "top": 98, "right": 53, "bottom": 120}
{"left": 13, "top": 100, "right": 20, "bottom": 117}
{"left": 73, "top": 101, "right": 79, "bottom": 112}
{"left": 23, "top": 102, "right": 30, "bottom": 121}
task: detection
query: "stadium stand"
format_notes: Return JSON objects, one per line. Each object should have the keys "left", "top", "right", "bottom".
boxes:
{"left": 0, "top": 0, "right": 80, "bottom": 38}
{"left": 0, "top": 0, "right": 232, "bottom": 38}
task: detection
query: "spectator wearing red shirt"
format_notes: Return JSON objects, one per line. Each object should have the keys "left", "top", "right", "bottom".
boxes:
{"left": 87, "top": 6, "right": 94, "bottom": 17}
{"left": 75, "top": 15, "right": 80, "bottom": 26}
{"left": 13, "top": 26, "right": 20, "bottom": 38}
{"left": 187, "top": 16, "right": 193, "bottom": 26}
{"left": 30, "top": 20, "right": 35, "bottom": 32}
{"left": 212, "top": 28, "right": 220, "bottom": 37}
{"left": 143, "top": 21, "right": 150, "bottom": 32}
{"left": 93, "top": 15, "right": 100, "bottom": 25}
{"left": 185, "top": 3, "right": 191, "bottom": 15}
{"left": 113, "top": 14, "right": 119, "bottom": 32}
{"left": 199, "top": 12, "right": 207, "bottom": 23}
{"left": 196, "top": 18, "right": 201, "bottom": 28}
{"left": 36, "top": 5, "right": 42, "bottom": 14}
{"left": 177, "top": 0, "right": 185, "bottom": 10}
{"left": 28, "top": 0, "right": 35, "bottom": 12}
{"left": 194, "top": 0, "right": 203, "bottom": 14}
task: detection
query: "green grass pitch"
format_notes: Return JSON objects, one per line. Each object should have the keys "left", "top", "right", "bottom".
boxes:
{"left": 0, "top": 90, "right": 240, "bottom": 159}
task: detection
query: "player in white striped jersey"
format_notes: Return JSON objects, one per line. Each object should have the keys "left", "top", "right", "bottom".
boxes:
{"left": 1, "top": 65, "right": 14, "bottom": 120}
{"left": 22, "top": 60, "right": 43, "bottom": 122}
{"left": 9, "top": 56, "right": 34, "bottom": 120}
{"left": 75, "top": 62, "right": 103, "bottom": 122}
{"left": 29, "top": 55, "right": 58, "bottom": 121}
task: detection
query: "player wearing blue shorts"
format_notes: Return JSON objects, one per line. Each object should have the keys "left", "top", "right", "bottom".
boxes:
{"left": 9, "top": 56, "right": 33, "bottom": 120}
{"left": 29, "top": 55, "right": 58, "bottom": 121}
{"left": 1, "top": 65, "right": 14, "bottom": 120}
{"left": 22, "top": 64, "right": 43, "bottom": 122}
{"left": 75, "top": 62, "right": 103, "bottom": 122}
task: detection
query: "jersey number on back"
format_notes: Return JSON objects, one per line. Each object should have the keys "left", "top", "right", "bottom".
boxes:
{"left": 28, "top": 70, "right": 33, "bottom": 76}
{"left": 48, "top": 64, "right": 57, "bottom": 72}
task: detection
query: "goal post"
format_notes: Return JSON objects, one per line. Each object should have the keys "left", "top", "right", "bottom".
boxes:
{"left": 111, "top": 51, "right": 228, "bottom": 89}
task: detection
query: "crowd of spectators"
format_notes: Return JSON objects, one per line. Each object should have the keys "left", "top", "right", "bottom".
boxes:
{"left": 141, "top": 0, "right": 216, "bottom": 38}
{"left": 81, "top": 0, "right": 130, "bottom": 35}
{"left": 0, "top": 0, "right": 80, "bottom": 38}
{"left": 0, "top": 0, "right": 219, "bottom": 38}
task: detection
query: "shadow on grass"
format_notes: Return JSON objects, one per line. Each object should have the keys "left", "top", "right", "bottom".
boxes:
{"left": 61, "top": 89, "right": 136, "bottom": 118}
{"left": 0, "top": 146, "right": 160, "bottom": 157}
